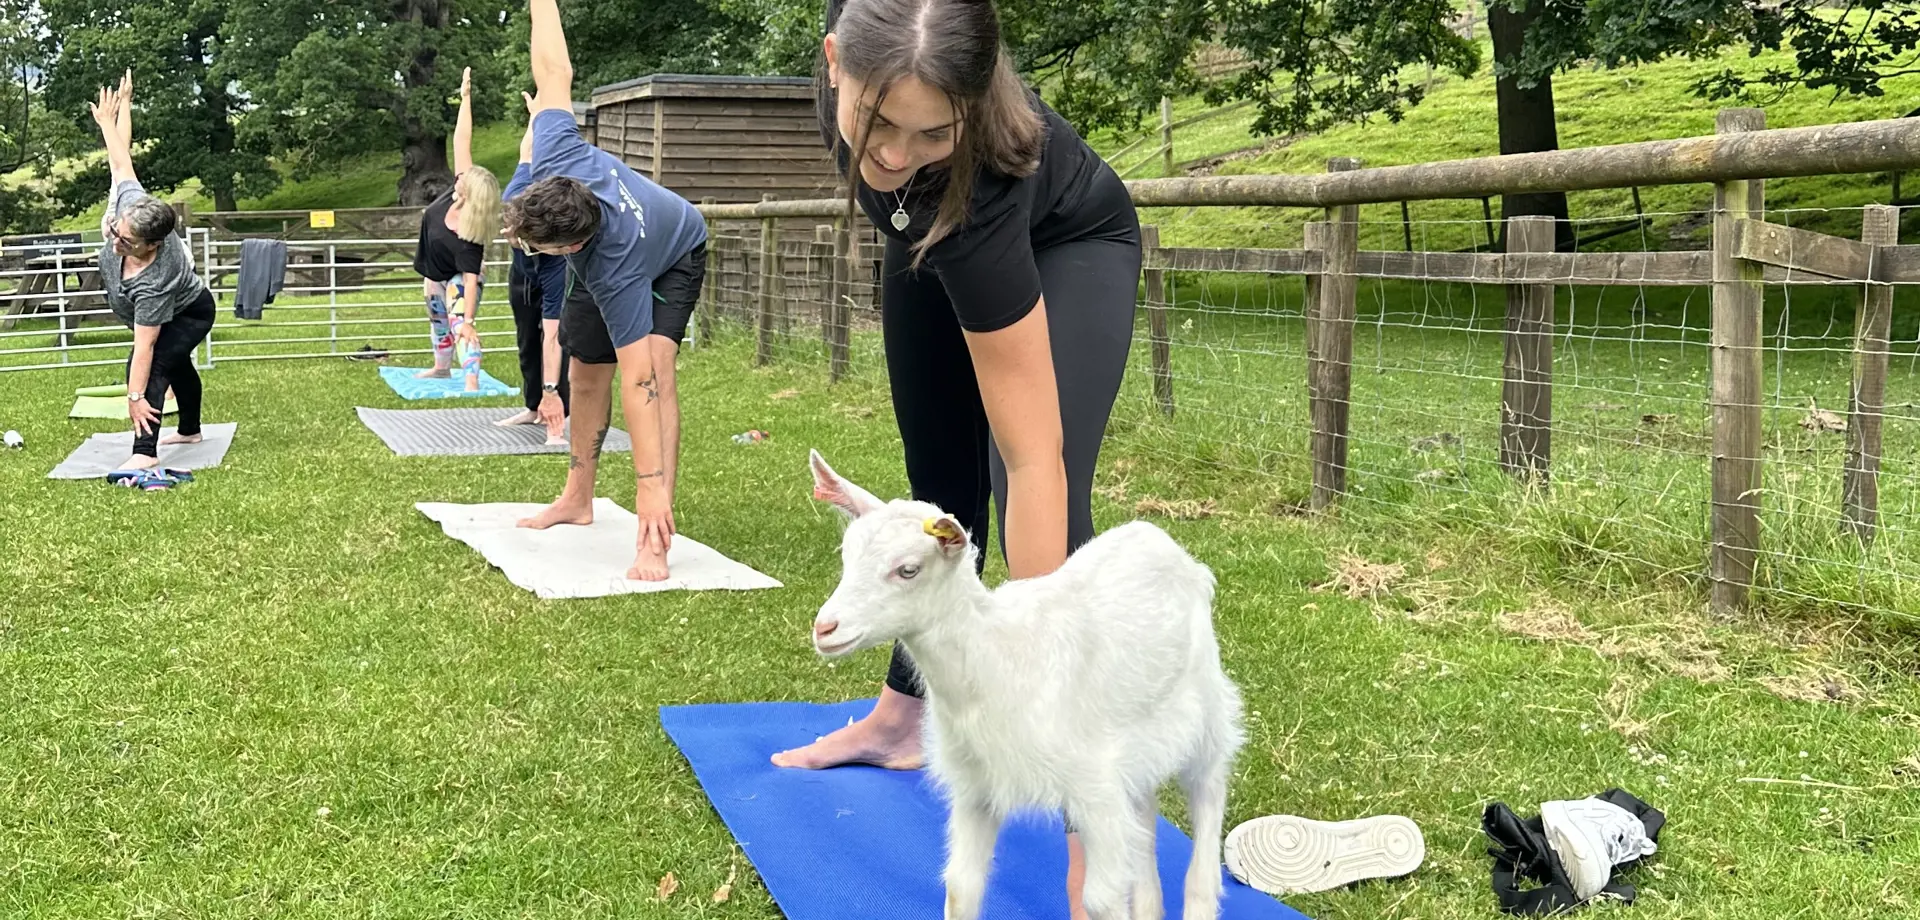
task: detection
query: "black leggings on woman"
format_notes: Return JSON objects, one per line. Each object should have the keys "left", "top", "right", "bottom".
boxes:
{"left": 879, "top": 226, "right": 1143, "bottom": 698}
{"left": 127, "top": 287, "right": 215, "bottom": 459}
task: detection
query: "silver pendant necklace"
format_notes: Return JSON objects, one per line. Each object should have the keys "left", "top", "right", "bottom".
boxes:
{"left": 890, "top": 175, "right": 913, "bottom": 232}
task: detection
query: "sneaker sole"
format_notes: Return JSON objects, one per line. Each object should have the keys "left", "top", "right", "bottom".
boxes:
{"left": 1224, "top": 814, "right": 1424, "bottom": 895}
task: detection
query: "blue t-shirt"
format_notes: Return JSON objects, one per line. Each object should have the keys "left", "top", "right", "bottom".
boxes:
{"left": 526, "top": 108, "right": 707, "bottom": 348}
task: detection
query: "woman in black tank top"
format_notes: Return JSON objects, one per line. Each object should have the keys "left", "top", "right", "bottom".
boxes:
{"left": 410, "top": 68, "right": 502, "bottom": 391}
{"left": 770, "top": 3, "right": 1144, "bottom": 914}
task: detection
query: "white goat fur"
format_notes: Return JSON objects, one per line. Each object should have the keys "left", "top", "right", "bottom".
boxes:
{"left": 805, "top": 450, "right": 1245, "bottom": 920}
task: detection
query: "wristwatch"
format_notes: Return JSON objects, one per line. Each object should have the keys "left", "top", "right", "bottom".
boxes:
{"left": 128, "top": 392, "right": 146, "bottom": 403}
{"left": 541, "top": 382, "right": 559, "bottom": 394}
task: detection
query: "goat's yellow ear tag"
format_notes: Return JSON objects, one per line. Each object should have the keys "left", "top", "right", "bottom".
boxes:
{"left": 923, "top": 517, "right": 961, "bottom": 541}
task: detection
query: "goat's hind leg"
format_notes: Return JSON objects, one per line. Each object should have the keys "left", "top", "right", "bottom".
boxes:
{"left": 943, "top": 795, "right": 1001, "bottom": 920}
{"left": 1069, "top": 794, "right": 1155, "bottom": 920}
{"left": 1179, "top": 753, "right": 1231, "bottom": 920}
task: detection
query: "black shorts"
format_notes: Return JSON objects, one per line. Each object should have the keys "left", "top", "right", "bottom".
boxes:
{"left": 559, "top": 242, "right": 706, "bottom": 364}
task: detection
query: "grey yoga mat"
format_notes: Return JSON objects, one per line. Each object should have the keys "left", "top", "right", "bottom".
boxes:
{"left": 355, "top": 407, "right": 632, "bottom": 457}
{"left": 48, "top": 422, "right": 238, "bottom": 479}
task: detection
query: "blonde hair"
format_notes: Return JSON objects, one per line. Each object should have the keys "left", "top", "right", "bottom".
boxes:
{"left": 456, "top": 166, "right": 502, "bottom": 246}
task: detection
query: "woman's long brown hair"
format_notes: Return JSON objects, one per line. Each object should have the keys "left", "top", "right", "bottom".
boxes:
{"left": 817, "top": 0, "right": 1043, "bottom": 270}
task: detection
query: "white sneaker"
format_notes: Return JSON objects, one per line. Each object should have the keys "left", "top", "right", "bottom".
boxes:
{"left": 1223, "top": 814, "right": 1424, "bottom": 895}
{"left": 1540, "top": 798, "right": 1658, "bottom": 902}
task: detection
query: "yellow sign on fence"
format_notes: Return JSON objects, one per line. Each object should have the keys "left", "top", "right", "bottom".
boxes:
{"left": 309, "top": 210, "right": 336, "bottom": 229}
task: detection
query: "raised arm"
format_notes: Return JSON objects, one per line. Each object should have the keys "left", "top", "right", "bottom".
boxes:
{"left": 519, "top": 93, "right": 536, "bottom": 165}
{"left": 529, "top": 0, "right": 574, "bottom": 114}
{"left": 454, "top": 67, "right": 475, "bottom": 176}
{"left": 88, "top": 69, "right": 138, "bottom": 189}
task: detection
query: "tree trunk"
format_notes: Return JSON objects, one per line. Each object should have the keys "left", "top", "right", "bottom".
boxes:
{"left": 197, "top": 28, "right": 240, "bottom": 214}
{"left": 1489, "top": 1, "right": 1575, "bottom": 252}
{"left": 396, "top": 0, "right": 452, "bottom": 206}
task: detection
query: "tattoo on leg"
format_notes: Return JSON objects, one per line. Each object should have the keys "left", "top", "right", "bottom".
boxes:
{"left": 636, "top": 469, "right": 665, "bottom": 481}
{"left": 569, "top": 453, "right": 584, "bottom": 471}
{"left": 635, "top": 370, "right": 658, "bottom": 404}
{"left": 590, "top": 426, "right": 609, "bottom": 461}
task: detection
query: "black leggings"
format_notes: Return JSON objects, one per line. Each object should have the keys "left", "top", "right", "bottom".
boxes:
{"left": 508, "top": 257, "right": 570, "bottom": 415}
{"left": 127, "top": 287, "right": 215, "bottom": 459}
{"left": 880, "top": 229, "right": 1142, "bottom": 698}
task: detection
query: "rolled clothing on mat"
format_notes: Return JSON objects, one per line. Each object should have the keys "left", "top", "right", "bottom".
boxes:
{"left": 658, "top": 699, "right": 1310, "bottom": 920}
{"left": 234, "top": 238, "right": 288, "bottom": 319}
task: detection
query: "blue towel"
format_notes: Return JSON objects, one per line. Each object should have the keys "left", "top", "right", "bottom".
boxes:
{"left": 658, "top": 698, "right": 1313, "bottom": 920}
{"left": 378, "top": 365, "right": 520, "bottom": 400}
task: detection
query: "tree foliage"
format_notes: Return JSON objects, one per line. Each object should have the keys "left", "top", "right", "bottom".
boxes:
{"left": 219, "top": 0, "right": 517, "bottom": 206}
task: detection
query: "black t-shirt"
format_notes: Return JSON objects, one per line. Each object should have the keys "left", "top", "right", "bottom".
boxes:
{"left": 413, "top": 190, "right": 486, "bottom": 282}
{"left": 831, "top": 91, "right": 1133, "bottom": 333}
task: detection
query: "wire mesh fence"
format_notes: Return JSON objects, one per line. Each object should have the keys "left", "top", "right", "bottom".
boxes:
{"left": 696, "top": 200, "right": 1920, "bottom": 622}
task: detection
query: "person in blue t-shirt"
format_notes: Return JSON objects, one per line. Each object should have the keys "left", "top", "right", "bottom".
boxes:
{"left": 503, "top": 0, "right": 710, "bottom": 582}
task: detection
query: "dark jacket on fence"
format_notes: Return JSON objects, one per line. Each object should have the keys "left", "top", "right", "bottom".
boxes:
{"left": 234, "top": 237, "right": 288, "bottom": 320}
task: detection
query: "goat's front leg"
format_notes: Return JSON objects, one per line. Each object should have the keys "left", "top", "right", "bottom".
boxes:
{"left": 1068, "top": 794, "right": 1154, "bottom": 920}
{"left": 943, "top": 796, "right": 1001, "bottom": 920}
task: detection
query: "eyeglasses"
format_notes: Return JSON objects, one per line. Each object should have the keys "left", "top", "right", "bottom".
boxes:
{"left": 108, "top": 223, "right": 155, "bottom": 250}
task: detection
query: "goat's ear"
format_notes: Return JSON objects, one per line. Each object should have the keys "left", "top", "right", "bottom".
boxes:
{"left": 923, "top": 514, "right": 968, "bottom": 555}
{"left": 810, "top": 449, "right": 883, "bottom": 518}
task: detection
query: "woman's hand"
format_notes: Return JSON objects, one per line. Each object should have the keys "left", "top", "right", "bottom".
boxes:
{"left": 460, "top": 66, "right": 472, "bottom": 101}
{"left": 129, "top": 396, "right": 160, "bottom": 437}
{"left": 88, "top": 83, "right": 118, "bottom": 133}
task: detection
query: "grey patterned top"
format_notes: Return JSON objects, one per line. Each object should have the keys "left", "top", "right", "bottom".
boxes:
{"left": 97, "top": 179, "right": 205, "bottom": 327}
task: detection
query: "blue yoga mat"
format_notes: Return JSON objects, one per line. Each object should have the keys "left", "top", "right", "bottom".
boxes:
{"left": 658, "top": 698, "right": 1312, "bottom": 920}
{"left": 378, "top": 365, "right": 520, "bottom": 400}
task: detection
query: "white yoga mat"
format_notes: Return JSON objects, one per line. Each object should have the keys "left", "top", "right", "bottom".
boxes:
{"left": 415, "top": 499, "right": 784, "bottom": 598}
{"left": 48, "top": 422, "right": 238, "bottom": 479}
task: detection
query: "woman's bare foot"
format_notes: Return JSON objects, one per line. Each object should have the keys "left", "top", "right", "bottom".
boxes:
{"left": 463, "top": 376, "right": 480, "bottom": 393}
{"left": 119, "top": 454, "right": 160, "bottom": 471}
{"left": 494, "top": 409, "right": 541, "bottom": 427}
{"left": 414, "top": 367, "right": 451, "bottom": 379}
{"left": 158, "top": 432, "right": 202, "bottom": 446}
{"left": 772, "top": 687, "right": 925, "bottom": 770}
{"left": 627, "top": 541, "right": 669, "bottom": 582}
{"left": 516, "top": 496, "right": 594, "bottom": 529}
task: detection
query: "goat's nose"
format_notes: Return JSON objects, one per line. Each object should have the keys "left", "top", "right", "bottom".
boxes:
{"left": 814, "top": 620, "right": 839, "bottom": 639}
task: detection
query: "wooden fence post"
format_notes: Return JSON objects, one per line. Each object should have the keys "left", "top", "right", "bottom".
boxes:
{"left": 830, "top": 215, "right": 852, "bottom": 383}
{"left": 698, "top": 197, "right": 717, "bottom": 347}
{"left": 814, "top": 225, "right": 834, "bottom": 351}
{"left": 1310, "top": 156, "right": 1362, "bottom": 510}
{"left": 1843, "top": 203, "right": 1898, "bottom": 542}
{"left": 1161, "top": 96, "right": 1175, "bottom": 177}
{"left": 757, "top": 194, "right": 777, "bottom": 366}
{"left": 1500, "top": 214, "right": 1557, "bottom": 481}
{"left": 1142, "top": 225, "right": 1174, "bottom": 417}
{"left": 1710, "top": 108, "right": 1766, "bottom": 614}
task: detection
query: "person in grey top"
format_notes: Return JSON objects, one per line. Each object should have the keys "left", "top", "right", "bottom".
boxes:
{"left": 89, "top": 70, "right": 216, "bottom": 470}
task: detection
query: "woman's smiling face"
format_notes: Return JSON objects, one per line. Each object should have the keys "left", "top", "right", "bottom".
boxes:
{"left": 826, "top": 33, "right": 961, "bottom": 193}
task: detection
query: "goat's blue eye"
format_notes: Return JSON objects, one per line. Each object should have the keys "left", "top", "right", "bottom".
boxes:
{"left": 896, "top": 564, "right": 921, "bottom": 580}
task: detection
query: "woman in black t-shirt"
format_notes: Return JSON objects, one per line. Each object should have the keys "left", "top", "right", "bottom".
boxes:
{"left": 770, "top": 1, "right": 1143, "bottom": 913}
{"left": 411, "top": 68, "right": 501, "bottom": 390}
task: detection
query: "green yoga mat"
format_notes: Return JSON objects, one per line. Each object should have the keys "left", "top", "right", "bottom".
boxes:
{"left": 70, "top": 384, "right": 179, "bottom": 419}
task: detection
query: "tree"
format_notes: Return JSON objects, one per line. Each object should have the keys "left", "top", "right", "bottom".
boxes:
{"left": 541, "top": 0, "right": 762, "bottom": 92}
{"left": 220, "top": 1, "right": 515, "bottom": 206}
{"left": 0, "top": 0, "right": 43, "bottom": 175}
{"left": 40, "top": 0, "right": 273, "bottom": 213}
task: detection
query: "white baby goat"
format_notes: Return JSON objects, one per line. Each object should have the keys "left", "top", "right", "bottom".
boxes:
{"left": 805, "top": 450, "right": 1245, "bottom": 920}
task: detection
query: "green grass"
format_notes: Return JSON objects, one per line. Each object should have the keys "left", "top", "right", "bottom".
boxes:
{"left": 2, "top": 301, "right": 1919, "bottom": 919}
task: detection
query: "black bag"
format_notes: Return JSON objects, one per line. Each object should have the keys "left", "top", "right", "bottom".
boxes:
{"left": 1482, "top": 789, "right": 1666, "bottom": 915}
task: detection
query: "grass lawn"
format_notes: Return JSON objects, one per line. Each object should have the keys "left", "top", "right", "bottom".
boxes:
{"left": 2, "top": 294, "right": 1918, "bottom": 918}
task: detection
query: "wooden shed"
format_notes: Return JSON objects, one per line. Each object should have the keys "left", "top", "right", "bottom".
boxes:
{"left": 587, "top": 74, "right": 840, "bottom": 204}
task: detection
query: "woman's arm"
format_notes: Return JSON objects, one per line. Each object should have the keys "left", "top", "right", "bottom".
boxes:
{"left": 454, "top": 67, "right": 475, "bottom": 177}
{"left": 528, "top": 0, "right": 574, "bottom": 114}
{"left": 963, "top": 299, "right": 1069, "bottom": 579}
{"left": 88, "top": 72, "right": 138, "bottom": 191}
{"left": 125, "top": 322, "right": 163, "bottom": 435}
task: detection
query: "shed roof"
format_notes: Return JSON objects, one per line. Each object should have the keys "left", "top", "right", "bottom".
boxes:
{"left": 589, "top": 73, "right": 816, "bottom": 107}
